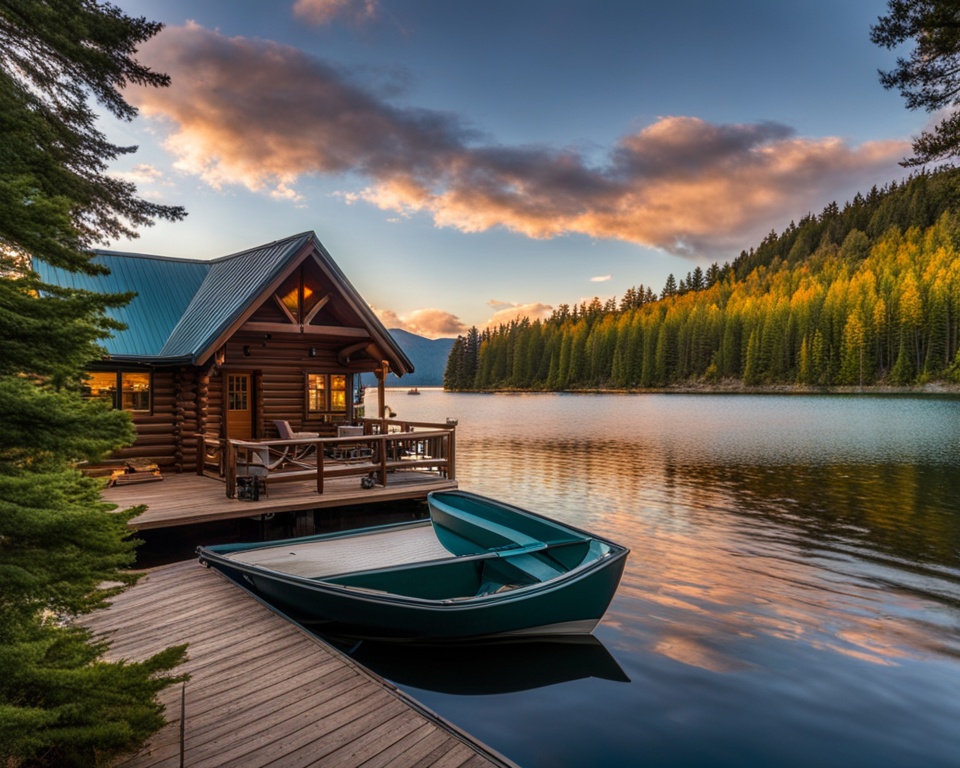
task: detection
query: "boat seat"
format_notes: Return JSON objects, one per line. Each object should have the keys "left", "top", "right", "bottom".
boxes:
{"left": 433, "top": 505, "right": 543, "bottom": 553}
{"left": 500, "top": 552, "right": 564, "bottom": 582}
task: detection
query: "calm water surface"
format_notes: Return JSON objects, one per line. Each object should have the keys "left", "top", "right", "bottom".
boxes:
{"left": 359, "top": 389, "right": 960, "bottom": 768}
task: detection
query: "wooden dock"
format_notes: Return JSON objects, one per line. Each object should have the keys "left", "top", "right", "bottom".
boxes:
{"left": 103, "top": 472, "right": 457, "bottom": 530}
{"left": 81, "top": 561, "right": 512, "bottom": 768}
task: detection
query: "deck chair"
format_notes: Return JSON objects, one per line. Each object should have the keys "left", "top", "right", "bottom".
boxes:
{"left": 334, "top": 424, "right": 373, "bottom": 461}
{"left": 272, "top": 420, "right": 319, "bottom": 462}
{"left": 273, "top": 420, "right": 319, "bottom": 440}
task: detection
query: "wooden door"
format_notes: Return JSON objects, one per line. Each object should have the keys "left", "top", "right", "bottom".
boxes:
{"left": 226, "top": 373, "right": 253, "bottom": 440}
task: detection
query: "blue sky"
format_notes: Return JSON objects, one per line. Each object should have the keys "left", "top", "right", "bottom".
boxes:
{"left": 108, "top": 0, "right": 918, "bottom": 336}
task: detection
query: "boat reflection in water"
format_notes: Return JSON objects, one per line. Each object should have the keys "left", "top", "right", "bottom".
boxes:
{"left": 347, "top": 635, "right": 629, "bottom": 696}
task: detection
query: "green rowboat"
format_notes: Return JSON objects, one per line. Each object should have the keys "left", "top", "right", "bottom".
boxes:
{"left": 197, "top": 490, "right": 629, "bottom": 642}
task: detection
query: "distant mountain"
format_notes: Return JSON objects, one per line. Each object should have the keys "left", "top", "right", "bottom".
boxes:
{"left": 360, "top": 329, "right": 456, "bottom": 388}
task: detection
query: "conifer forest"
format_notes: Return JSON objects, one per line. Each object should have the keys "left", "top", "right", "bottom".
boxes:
{"left": 444, "top": 169, "right": 960, "bottom": 390}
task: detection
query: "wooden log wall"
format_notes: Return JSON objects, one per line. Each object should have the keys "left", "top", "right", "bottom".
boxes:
{"left": 220, "top": 332, "right": 364, "bottom": 437}
{"left": 107, "top": 324, "right": 380, "bottom": 473}
{"left": 108, "top": 368, "right": 201, "bottom": 473}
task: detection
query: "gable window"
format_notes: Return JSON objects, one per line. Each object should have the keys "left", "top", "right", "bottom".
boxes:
{"left": 276, "top": 267, "right": 328, "bottom": 325}
{"left": 306, "top": 373, "right": 348, "bottom": 413}
{"left": 83, "top": 370, "right": 152, "bottom": 412}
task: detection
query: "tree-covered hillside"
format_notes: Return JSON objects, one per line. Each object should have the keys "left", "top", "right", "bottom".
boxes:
{"left": 445, "top": 168, "right": 960, "bottom": 390}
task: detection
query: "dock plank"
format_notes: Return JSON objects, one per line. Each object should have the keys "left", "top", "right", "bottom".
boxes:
{"left": 79, "top": 561, "right": 512, "bottom": 768}
{"left": 357, "top": 723, "right": 448, "bottom": 768}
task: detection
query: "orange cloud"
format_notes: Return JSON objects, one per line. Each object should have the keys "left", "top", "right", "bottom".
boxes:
{"left": 372, "top": 306, "right": 466, "bottom": 338}
{"left": 132, "top": 24, "right": 910, "bottom": 258}
{"left": 292, "top": 0, "right": 378, "bottom": 26}
{"left": 484, "top": 302, "right": 554, "bottom": 329}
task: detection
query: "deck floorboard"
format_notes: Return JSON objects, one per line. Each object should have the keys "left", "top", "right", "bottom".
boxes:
{"left": 102, "top": 472, "right": 457, "bottom": 530}
{"left": 80, "top": 561, "right": 510, "bottom": 768}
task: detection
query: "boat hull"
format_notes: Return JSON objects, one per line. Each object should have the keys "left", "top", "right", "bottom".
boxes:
{"left": 199, "top": 492, "right": 629, "bottom": 642}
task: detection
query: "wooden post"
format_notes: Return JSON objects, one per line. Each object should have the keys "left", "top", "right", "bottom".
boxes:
{"left": 447, "top": 428, "right": 456, "bottom": 481}
{"left": 316, "top": 442, "right": 324, "bottom": 495}
{"left": 195, "top": 433, "right": 205, "bottom": 476}
{"left": 378, "top": 434, "right": 388, "bottom": 487}
{"left": 376, "top": 360, "right": 390, "bottom": 432}
{"left": 225, "top": 440, "right": 236, "bottom": 498}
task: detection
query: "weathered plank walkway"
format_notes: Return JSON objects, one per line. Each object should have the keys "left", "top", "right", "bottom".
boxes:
{"left": 102, "top": 472, "right": 457, "bottom": 530}
{"left": 81, "top": 561, "right": 511, "bottom": 768}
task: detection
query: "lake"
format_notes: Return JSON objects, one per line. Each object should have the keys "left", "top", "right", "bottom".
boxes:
{"left": 357, "top": 388, "right": 960, "bottom": 768}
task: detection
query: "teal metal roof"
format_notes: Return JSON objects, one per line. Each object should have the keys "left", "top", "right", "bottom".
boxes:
{"left": 35, "top": 252, "right": 210, "bottom": 358}
{"left": 34, "top": 232, "right": 413, "bottom": 372}
{"left": 160, "top": 233, "right": 311, "bottom": 359}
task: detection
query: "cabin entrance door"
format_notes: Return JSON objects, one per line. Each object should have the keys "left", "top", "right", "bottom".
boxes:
{"left": 226, "top": 373, "right": 254, "bottom": 441}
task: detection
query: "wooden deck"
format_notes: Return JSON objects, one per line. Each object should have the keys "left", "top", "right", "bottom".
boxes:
{"left": 104, "top": 471, "right": 457, "bottom": 530}
{"left": 81, "top": 561, "right": 512, "bottom": 768}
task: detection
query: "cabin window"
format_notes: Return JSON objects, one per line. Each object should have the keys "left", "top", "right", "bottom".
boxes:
{"left": 228, "top": 374, "right": 249, "bottom": 411}
{"left": 330, "top": 375, "right": 347, "bottom": 411}
{"left": 83, "top": 370, "right": 151, "bottom": 412}
{"left": 276, "top": 268, "right": 327, "bottom": 324}
{"left": 306, "top": 373, "right": 348, "bottom": 413}
{"left": 121, "top": 372, "right": 151, "bottom": 411}
{"left": 307, "top": 373, "right": 326, "bottom": 412}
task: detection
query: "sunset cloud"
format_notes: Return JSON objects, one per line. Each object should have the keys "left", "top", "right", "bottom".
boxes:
{"left": 372, "top": 306, "right": 466, "bottom": 338}
{"left": 591, "top": 274, "right": 612, "bottom": 282}
{"left": 111, "top": 163, "right": 166, "bottom": 185}
{"left": 484, "top": 302, "right": 554, "bottom": 329}
{"left": 132, "top": 23, "right": 910, "bottom": 258}
{"left": 292, "top": 0, "right": 378, "bottom": 26}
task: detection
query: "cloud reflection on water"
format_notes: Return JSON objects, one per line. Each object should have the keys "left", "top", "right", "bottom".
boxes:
{"left": 388, "top": 391, "right": 960, "bottom": 672}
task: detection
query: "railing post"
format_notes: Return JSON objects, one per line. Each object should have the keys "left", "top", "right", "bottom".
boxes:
{"left": 447, "top": 428, "right": 456, "bottom": 481}
{"left": 195, "top": 433, "right": 204, "bottom": 476}
{"left": 378, "top": 434, "right": 388, "bottom": 487}
{"left": 316, "top": 440, "right": 324, "bottom": 494}
{"left": 225, "top": 440, "right": 236, "bottom": 498}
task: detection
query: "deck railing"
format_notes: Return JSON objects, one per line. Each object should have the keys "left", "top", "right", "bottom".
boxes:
{"left": 197, "top": 419, "right": 456, "bottom": 499}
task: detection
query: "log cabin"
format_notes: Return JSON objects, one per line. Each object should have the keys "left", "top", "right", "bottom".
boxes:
{"left": 36, "top": 231, "right": 413, "bottom": 475}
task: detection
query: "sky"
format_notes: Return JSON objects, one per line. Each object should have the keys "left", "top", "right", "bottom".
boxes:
{"left": 106, "top": 0, "right": 921, "bottom": 337}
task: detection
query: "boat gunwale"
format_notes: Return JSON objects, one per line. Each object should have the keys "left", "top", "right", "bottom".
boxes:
{"left": 428, "top": 489, "right": 627, "bottom": 552}
{"left": 198, "top": 542, "right": 628, "bottom": 610}
{"left": 200, "top": 516, "right": 433, "bottom": 557}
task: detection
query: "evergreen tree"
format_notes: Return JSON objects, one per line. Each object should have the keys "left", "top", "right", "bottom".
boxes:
{"left": 661, "top": 273, "right": 677, "bottom": 299}
{"left": 443, "top": 336, "right": 465, "bottom": 389}
{"left": 705, "top": 262, "right": 721, "bottom": 287}
{"left": 689, "top": 265, "right": 705, "bottom": 291}
{"left": 872, "top": 0, "right": 960, "bottom": 166}
{"left": 0, "top": 2, "right": 187, "bottom": 764}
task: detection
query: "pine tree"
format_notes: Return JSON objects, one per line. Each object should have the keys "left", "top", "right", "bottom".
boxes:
{"left": 443, "top": 336, "right": 465, "bottom": 389}
{"left": 661, "top": 273, "right": 677, "bottom": 299}
{"left": 0, "top": 3, "right": 187, "bottom": 764}
{"left": 872, "top": 0, "right": 960, "bottom": 166}
{"left": 742, "top": 328, "right": 762, "bottom": 385}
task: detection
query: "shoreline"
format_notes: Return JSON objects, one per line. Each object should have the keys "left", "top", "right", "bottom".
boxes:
{"left": 438, "top": 381, "right": 960, "bottom": 396}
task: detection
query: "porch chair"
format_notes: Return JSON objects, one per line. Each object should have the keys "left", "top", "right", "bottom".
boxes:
{"left": 271, "top": 420, "right": 319, "bottom": 462}
{"left": 272, "top": 420, "right": 320, "bottom": 440}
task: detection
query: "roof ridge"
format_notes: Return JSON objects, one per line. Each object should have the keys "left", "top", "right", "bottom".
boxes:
{"left": 93, "top": 249, "right": 209, "bottom": 264}
{"left": 208, "top": 231, "right": 316, "bottom": 263}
